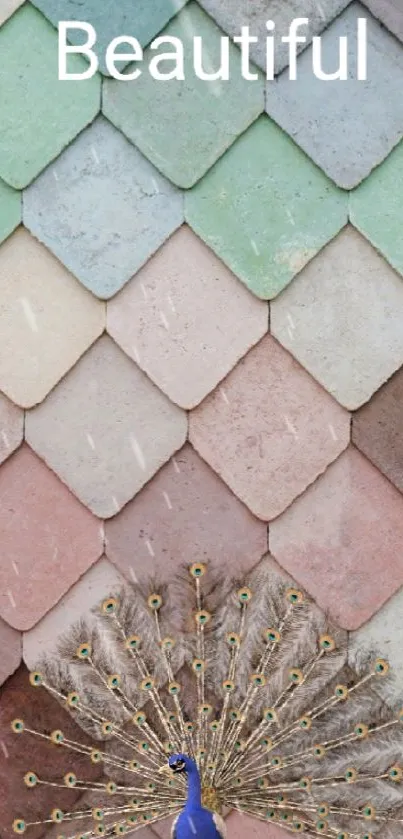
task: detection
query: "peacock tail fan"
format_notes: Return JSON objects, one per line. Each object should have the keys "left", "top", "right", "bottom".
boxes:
{"left": 11, "top": 557, "right": 403, "bottom": 839}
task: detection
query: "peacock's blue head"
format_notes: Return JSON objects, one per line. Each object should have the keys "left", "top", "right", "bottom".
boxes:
{"left": 168, "top": 753, "right": 197, "bottom": 775}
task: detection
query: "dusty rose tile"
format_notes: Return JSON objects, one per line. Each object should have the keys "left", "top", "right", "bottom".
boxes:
{"left": 105, "top": 443, "right": 267, "bottom": 584}
{"left": 0, "top": 617, "right": 21, "bottom": 685}
{"left": 107, "top": 226, "right": 268, "bottom": 409}
{"left": 24, "top": 556, "right": 126, "bottom": 669}
{"left": 0, "top": 228, "right": 104, "bottom": 408}
{"left": 270, "top": 447, "right": 403, "bottom": 630}
{"left": 0, "top": 445, "right": 103, "bottom": 630}
{"left": 0, "top": 664, "right": 102, "bottom": 839}
{"left": 0, "top": 391, "right": 23, "bottom": 464}
{"left": 226, "top": 811, "right": 290, "bottom": 839}
{"left": 352, "top": 365, "right": 403, "bottom": 493}
{"left": 26, "top": 336, "right": 187, "bottom": 518}
{"left": 189, "top": 336, "right": 349, "bottom": 520}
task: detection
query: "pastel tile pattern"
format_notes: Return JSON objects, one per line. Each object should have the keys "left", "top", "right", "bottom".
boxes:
{"left": 353, "top": 366, "right": 403, "bottom": 492}
{"left": 32, "top": 0, "right": 189, "bottom": 74}
{"left": 0, "top": 227, "right": 104, "bottom": 408}
{"left": 103, "top": 3, "right": 264, "bottom": 188}
{"left": 0, "top": 391, "right": 23, "bottom": 464}
{"left": 107, "top": 226, "right": 268, "bottom": 408}
{"left": 271, "top": 225, "right": 403, "bottom": 410}
{"left": 25, "top": 336, "right": 187, "bottom": 518}
{"left": 0, "top": 617, "right": 21, "bottom": 685}
{"left": 186, "top": 116, "right": 347, "bottom": 299}
{"left": 0, "top": 445, "right": 103, "bottom": 630}
{"left": 270, "top": 447, "right": 403, "bottom": 630}
{"left": 0, "top": 179, "right": 20, "bottom": 243}
{"left": 105, "top": 443, "right": 268, "bottom": 584}
{"left": 189, "top": 335, "right": 350, "bottom": 520}
{"left": 24, "top": 117, "right": 183, "bottom": 299}
{"left": 266, "top": 2, "right": 403, "bottom": 189}
{"left": 0, "top": 3, "right": 100, "bottom": 189}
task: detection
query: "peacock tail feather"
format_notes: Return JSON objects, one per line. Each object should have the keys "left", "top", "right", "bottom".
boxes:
{"left": 11, "top": 558, "right": 403, "bottom": 839}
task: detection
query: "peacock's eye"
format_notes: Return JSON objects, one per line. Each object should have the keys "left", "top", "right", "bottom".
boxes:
{"left": 195, "top": 610, "right": 211, "bottom": 626}
{"left": 237, "top": 587, "right": 252, "bottom": 604}
{"left": 106, "top": 782, "right": 117, "bottom": 794}
{"left": 141, "top": 677, "right": 155, "bottom": 691}
{"left": 95, "top": 826, "right": 106, "bottom": 836}
{"left": 271, "top": 756, "right": 282, "bottom": 768}
{"left": 200, "top": 703, "right": 212, "bottom": 716}
{"left": 101, "top": 721, "right": 114, "bottom": 735}
{"left": 126, "top": 635, "right": 141, "bottom": 651}
{"left": 91, "top": 749, "right": 102, "bottom": 763}
{"left": 66, "top": 692, "right": 79, "bottom": 708}
{"left": 316, "top": 821, "right": 328, "bottom": 833}
{"left": 63, "top": 773, "right": 76, "bottom": 788}
{"left": 29, "top": 671, "right": 43, "bottom": 687}
{"left": 51, "top": 730, "right": 64, "bottom": 744}
{"left": 373, "top": 658, "right": 389, "bottom": 676}
{"left": 226, "top": 632, "right": 240, "bottom": 647}
{"left": 24, "top": 772, "right": 38, "bottom": 788}
{"left": 222, "top": 679, "right": 235, "bottom": 692}
{"left": 263, "top": 708, "right": 278, "bottom": 723}
{"left": 13, "top": 820, "right": 26, "bottom": 834}
{"left": 319, "top": 634, "right": 335, "bottom": 652}
{"left": 299, "top": 777, "right": 311, "bottom": 790}
{"left": 51, "top": 810, "right": 64, "bottom": 824}
{"left": 316, "top": 804, "right": 329, "bottom": 817}
{"left": 93, "top": 809, "right": 104, "bottom": 821}
{"left": 299, "top": 716, "right": 311, "bottom": 730}
{"left": 335, "top": 684, "right": 348, "bottom": 699}
{"left": 148, "top": 594, "right": 162, "bottom": 611}
{"left": 102, "top": 597, "right": 118, "bottom": 615}
{"left": 210, "top": 720, "right": 219, "bottom": 732}
{"left": 192, "top": 659, "right": 205, "bottom": 673}
{"left": 250, "top": 673, "right": 266, "bottom": 687}
{"left": 289, "top": 668, "right": 303, "bottom": 684}
{"left": 264, "top": 628, "right": 280, "bottom": 643}
{"left": 266, "top": 810, "right": 275, "bottom": 820}
{"left": 389, "top": 765, "right": 402, "bottom": 782}
{"left": 168, "top": 681, "right": 181, "bottom": 695}
{"left": 354, "top": 723, "right": 368, "bottom": 738}
{"left": 362, "top": 804, "right": 376, "bottom": 820}
{"left": 107, "top": 674, "right": 121, "bottom": 690}
{"left": 76, "top": 643, "right": 91, "bottom": 660}
{"left": 229, "top": 709, "right": 241, "bottom": 721}
{"left": 345, "top": 767, "right": 358, "bottom": 782}
{"left": 189, "top": 563, "right": 206, "bottom": 578}
{"left": 313, "top": 745, "right": 326, "bottom": 759}
{"left": 11, "top": 719, "right": 24, "bottom": 734}
{"left": 161, "top": 636, "right": 175, "bottom": 651}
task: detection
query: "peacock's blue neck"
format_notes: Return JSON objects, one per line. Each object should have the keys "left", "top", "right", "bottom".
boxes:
{"left": 184, "top": 761, "right": 202, "bottom": 810}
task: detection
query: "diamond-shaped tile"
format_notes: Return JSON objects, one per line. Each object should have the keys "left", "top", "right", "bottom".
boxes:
{"left": 350, "top": 137, "right": 403, "bottom": 278}
{"left": 0, "top": 4, "right": 100, "bottom": 189}
{"left": 363, "top": 0, "right": 403, "bottom": 42}
{"left": 349, "top": 584, "right": 403, "bottom": 706}
{"left": 0, "top": 0, "right": 24, "bottom": 25}
{"left": 0, "top": 227, "right": 104, "bottom": 408}
{"left": 199, "top": 0, "right": 350, "bottom": 75}
{"left": 0, "top": 445, "right": 103, "bottom": 630}
{"left": 103, "top": 2, "right": 264, "bottom": 189}
{"left": 25, "top": 336, "right": 187, "bottom": 518}
{"left": 353, "top": 366, "right": 403, "bottom": 493}
{"left": 107, "top": 226, "right": 268, "bottom": 409}
{"left": 270, "top": 447, "right": 403, "bottom": 630}
{"left": 24, "top": 117, "right": 183, "bottom": 299}
{"left": 0, "top": 179, "right": 20, "bottom": 244}
{"left": 0, "top": 392, "right": 23, "bottom": 465}
{"left": 32, "top": 0, "right": 188, "bottom": 75}
{"left": 226, "top": 811, "right": 291, "bottom": 839}
{"left": 0, "top": 618, "right": 21, "bottom": 686}
{"left": 189, "top": 335, "right": 349, "bottom": 520}
{"left": 186, "top": 116, "right": 347, "bottom": 300}
{"left": 271, "top": 225, "right": 403, "bottom": 411}
{"left": 23, "top": 557, "right": 126, "bottom": 669}
{"left": 266, "top": 2, "right": 403, "bottom": 190}
{"left": 0, "top": 665, "right": 103, "bottom": 839}
{"left": 105, "top": 443, "right": 267, "bottom": 583}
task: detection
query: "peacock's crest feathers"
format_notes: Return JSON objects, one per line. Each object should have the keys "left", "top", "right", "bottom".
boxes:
{"left": 11, "top": 558, "right": 403, "bottom": 838}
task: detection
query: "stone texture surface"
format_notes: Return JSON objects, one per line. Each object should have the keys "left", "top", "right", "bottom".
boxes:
{"left": 271, "top": 225, "right": 403, "bottom": 410}
{"left": 25, "top": 336, "right": 187, "bottom": 518}
{"left": 353, "top": 366, "right": 403, "bottom": 493}
{"left": 24, "top": 117, "right": 183, "bottom": 299}
{"left": 0, "top": 227, "right": 104, "bottom": 408}
{"left": 186, "top": 116, "right": 347, "bottom": 300}
{"left": 199, "top": 0, "right": 350, "bottom": 75}
{"left": 103, "top": 3, "right": 264, "bottom": 189}
{"left": 32, "top": 0, "right": 188, "bottom": 74}
{"left": 23, "top": 556, "right": 126, "bottom": 669}
{"left": 363, "top": 0, "right": 403, "bottom": 42}
{"left": 0, "top": 178, "right": 20, "bottom": 243}
{"left": 226, "top": 811, "right": 293, "bottom": 839}
{"left": 0, "top": 391, "right": 23, "bottom": 465}
{"left": 266, "top": 2, "right": 403, "bottom": 190}
{"left": 270, "top": 447, "right": 403, "bottom": 630}
{"left": 107, "top": 226, "right": 268, "bottom": 408}
{"left": 105, "top": 443, "right": 268, "bottom": 583}
{"left": 0, "top": 0, "right": 24, "bottom": 25}
{"left": 350, "top": 138, "right": 403, "bottom": 278}
{"left": 0, "top": 665, "right": 103, "bottom": 839}
{"left": 0, "top": 3, "right": 100, "bottom": 188}
{"left": 189, "top": 335, "right": 350, "bottom": 520}
{"left": 349, "top": 584, "right": 403, "bottom": 706}
{"left": 0, "top": 617, "right": 21, "bottom": 685}
{"left": 0, "top": 445, "right": 103, "bottom": 630}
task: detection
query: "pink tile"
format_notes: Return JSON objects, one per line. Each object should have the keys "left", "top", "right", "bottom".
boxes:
{"left": 189, "top": 335, "right": 350, "bottom": 520}
{"left": 107, "top": 225, "right": 268, "bottom": 409}
{"left": 0, "top": 617, "right": 21, "bottom": 685}
{"left": 105, "top": 443, "right": 267, "bottom": 583}
{"left": 226, "top": 811, "right": 294, "bottom": 839}
{"left": 270, "top": 447, "right": 403, "bottom": 630}
{"left": 0, "top": 445, "right": 103, "bottom": 630}
{"left": 0, "top": 391, "right": 23, "bottom": 465}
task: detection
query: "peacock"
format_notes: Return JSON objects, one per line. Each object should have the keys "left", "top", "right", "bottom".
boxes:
{"left": 10, "top": 557, "right": 403, "bottom": 839}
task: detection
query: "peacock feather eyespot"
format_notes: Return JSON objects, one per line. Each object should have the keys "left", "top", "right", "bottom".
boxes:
{"left": 76, "top": 643, "right": 91, "bottom": 660}
{"left": 92, "top": 809, "right": 104, "bottom": 821}
{"left": 280, "top": 812, "right": 291, "bottom": 822}
{"left": 133, "top": 711, "right": 146, "bottom": 727}
{"left": 316, "top": 821, "right": 328, "bottom": 833}
{"left": 126, "top": 635, "right": 141, "bottom": 651}
{"left": 140, "top": 677, "right": 155, "bottom": 691}
{"left": 63, "top": 773, "right": 77, "bottom": 788}
{"left": 389, "top": 764, "right": 403, "bottom": 782}
{"left": 316, "top": 803, "right": 329, "bottom": 817}
{"left": 101, "top": 721, "right": 114, "bottom": 735}
{"left": 147, "top": 593, "right": 162, "bottom": 611}
{"left": 114, "top": 823, "right": 127, "bottom": 834}
{"left": 199, "top": 703, "right": 212, "bottom": 716}
{"left": 257, "top": 777, "right": 268, "bottom": 789}
{"left": 24, "top": 772, "right": 38, "bottom": 788}
{"left": 106, "top": 782, "right": 117, "bottom": 794}
{"left": 139, "top": 741, "right": 150, "bottom": 752}
{"left": 168, "top": 681, "right": 181, "bottom": 695}
{"left": 319, "top": 634, "right": 336, "bottom": 652}
{"left": 265, "top": 810, "right": 275, "bottom": 820}
{"left": 161, "top": 636, "right": 175, "bottom": 651}
{"left": 29, "top": 671, "right": 43, "bottom": 687}
{"left": 271, "top": 755, "right": 283, "bottom": 768}
{"left": 12, "top": 820, "right": 26, "bottom": 834}
{"left": 289, "top": 667, "right": 303, "bottom": 684}
{"left": 292, "top": 822, "right": 305, "bottom": 833}
{"left": 66, "top": 691, "right": 79, "bottom": 708}
{"left": 362, "top": 804, "right": 376, "bottom": 820}
{"left": 107, "top": 674, "right": 121, "bottom": 690}
{"left": 189, "top": 562, "right": 206, "bottom": 578}
{"left": 335, "top": 684, "right": 348, "bottom": 700}
{"left": 95, "top": 826, "right": 106, "bottom": 836}
{"left": 336, "top": 833, "right": 349, "bottom": 839}
{"left": 195, "top": 609, "right": 211, "bottom": 626}
{"left": 11, "top": 719, "right": 24, "bottom": 734}
{"left": 299, "top": 777, "right": 311, "bottom": 791}
{"left": 148, "top": 782, "right": 156, "bottom": 791}
{"left": 210, "top": 720, "right": 219, "bottom": 731}
{"left": 345, "top": 767, "right": 358, "bottom": 783}
{"left": 372, "top": 658, "right": 389, "bottom": 676}
{"left": 51, "top": 809, "right": 64, "bottom": 823}
{"left": 313, "top": 745, "right": 326, "bottom": 759}
{"left": 101, "top": 597, "right": 118, "bottom": 615}
{"left": 298, "top": 715, "right": 312, "bottom": 730}
{"left": 192, "top": 658, "right": 205, "bottom": 674}
{"left": 90, "top": 749, "right": 102, "bottom": 763}
{"left": 250, "top": 673, "right": 266, "bottom": 687}
{"left": 263, "top": 707, "right": 278, "bottom": 723}
{"left": 226, "top": 631, "right": 241, "bottom": 647}
{"left": 50, "top": 730, "right": 64, "bottom": 745}
{"left": 260, "top": 737, "right": 273, "bottom": 749}
{"left": 237, "top": 587, "right": 252, "bottom": 604}
{"left": 354, "top": 722, "right": 369, "bottom": 739}
{"left": 276, "top": 793, "right": 287, "bottom": 804}
{"left": 185, "top": 722, "right": 194, "bottom": 732}
{"left": 229, "top": 708, "right": 242, "bottom": 722}
{"left": 234, "top": 739, "right": 245, "bottom": 752}
{"left": 222, "top": 679, "right": 235, "bottom": 692}
{"left": 264, "top": 627, "right": 281, "bottom": 644}
{"left": 286, "top": 588, "right": 304, "bottom": 605}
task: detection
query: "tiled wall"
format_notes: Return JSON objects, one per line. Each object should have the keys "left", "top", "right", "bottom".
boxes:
{"left": 0, "top": 0, "right": 403, "bottom": 836}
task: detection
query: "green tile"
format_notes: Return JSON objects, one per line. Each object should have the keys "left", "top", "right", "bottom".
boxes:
{"left": 185, "top": 116, "right": 348, "bottom": 299}
{"left": 0, "top": 4, "right": 100, "bottom": 189}
{"left": 350, "top": 139, "right": 403, "bottom": 277}
{"left": 103, "top": 2, "right": 264, "bottom": 188}
{"left": 0, "top": 179, "right": 20, "bottom": 243}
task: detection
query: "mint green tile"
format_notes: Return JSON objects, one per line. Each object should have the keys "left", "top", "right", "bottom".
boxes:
{"left": 103, "top": 2, "right": 264, "bottom": 188}
{"left": 185, "top": 116, "right": 348, "bottom": 299}
{"left": 0, "top": 179, "right": 20, "bottom": 243}
{"left": 0, "top": 4, "right": 100, "bottom": 189}
{"left": 350, "top": 140, "right": 403, "bottom": 277}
